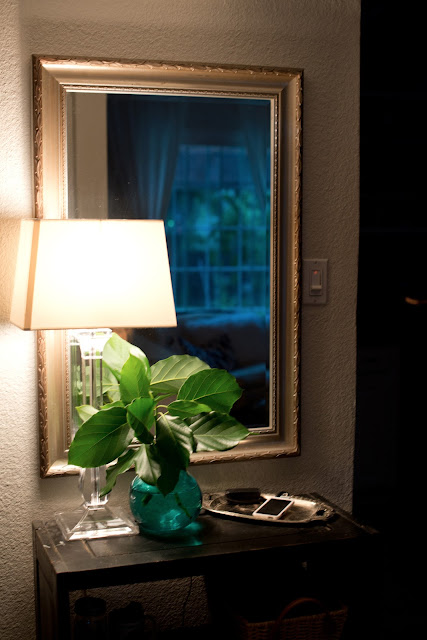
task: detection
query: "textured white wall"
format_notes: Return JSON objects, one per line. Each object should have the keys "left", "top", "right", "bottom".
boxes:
{"left": 0, "top": 1, "right": 360, "bottom": 637}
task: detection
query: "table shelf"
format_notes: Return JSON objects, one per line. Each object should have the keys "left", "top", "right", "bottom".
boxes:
{"left": 33, "top": 494, "right": 380, "bottom": 639}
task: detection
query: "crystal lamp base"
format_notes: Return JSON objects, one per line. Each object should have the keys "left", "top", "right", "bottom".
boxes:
{"left": 55, "top": 504, "right": 139, "bottom": 541}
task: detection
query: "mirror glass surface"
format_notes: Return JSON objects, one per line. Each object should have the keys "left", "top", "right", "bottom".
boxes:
{"left": 32, "top": 57, "right": 302, "bottom": 476}
{"left": 67, "top": 92, "right": 271, "bottom": 431}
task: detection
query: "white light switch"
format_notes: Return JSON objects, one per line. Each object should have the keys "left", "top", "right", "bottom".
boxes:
{"left": 303, "top": 259, "right": 328, "bottom": 304}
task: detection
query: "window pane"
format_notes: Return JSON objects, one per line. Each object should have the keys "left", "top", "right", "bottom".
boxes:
{"left": 242, "top": 228, "right": 270, "bottom": 266}
{"left": 175, "top": 231, "right": 205, "bottom": 267}
{"left": 242, "top": 271, "right": 270, "bottom": 308}
{"left": 209, "top": 230, "right": 238, "bottom": 267}
{"left": 174, "top": 271, "right": 206, "bottom": 309}
{"left": 210, "top": 271, "right": 238, "bottom": 309}
{"left": 217, "top": 189, "right": 239, "bottom": 226}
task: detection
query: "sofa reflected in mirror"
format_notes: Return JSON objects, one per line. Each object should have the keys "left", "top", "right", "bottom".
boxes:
{"left": 117, "top": 310, "right": 270, "bottom": 430}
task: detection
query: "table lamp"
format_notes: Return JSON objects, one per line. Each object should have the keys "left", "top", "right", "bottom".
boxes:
{"left": 10, "top": 218, "right": 177, "bottom": 540}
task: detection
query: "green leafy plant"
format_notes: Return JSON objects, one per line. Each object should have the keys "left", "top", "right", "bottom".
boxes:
{"left": 68, "top": 332, "right": 250, "bottom": 496}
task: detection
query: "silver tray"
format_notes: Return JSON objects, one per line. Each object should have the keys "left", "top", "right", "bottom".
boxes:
{"left": 202, "top": 492, "right": 334, "bottom": 524}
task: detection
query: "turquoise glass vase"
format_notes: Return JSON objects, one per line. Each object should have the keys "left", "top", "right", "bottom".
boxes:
{"left": 129, "top": 471, "right": 202, "bottom": 535}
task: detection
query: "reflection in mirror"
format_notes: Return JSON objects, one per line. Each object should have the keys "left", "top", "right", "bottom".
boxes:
{"left": 68, "top": 93, "right": 271, "bottom": 431}
{"left": 32, "top": 57, "right": 302, "bottom": 476}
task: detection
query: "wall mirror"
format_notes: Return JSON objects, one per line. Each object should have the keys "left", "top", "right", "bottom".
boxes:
{"left": 32, "top": 56, "right": 302, "bottom": 477}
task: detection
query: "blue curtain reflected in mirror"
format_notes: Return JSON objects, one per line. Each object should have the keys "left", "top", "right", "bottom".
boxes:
{"left": 106, "top": 94, "right": 271, "bottom": 429}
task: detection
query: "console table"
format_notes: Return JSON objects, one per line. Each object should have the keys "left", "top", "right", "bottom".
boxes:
{"left": 33, "top": 493, "right": 380, "bottom": 639}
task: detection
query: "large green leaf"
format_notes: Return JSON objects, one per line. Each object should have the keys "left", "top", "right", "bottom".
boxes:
{"left": 157, "top": 461, "right": 181, "bottom": 496}
{"left": 168, "top": 399, "right": 211, "bottom": 418}
{"left": 102, "top": 365, "right": 121, "bottom": 402}
{"left": 133, "top": 444, "right": 162, "bottom": 486}
{"left": 76, "top": 404, "right": 98, "bottom": 423}
{"left": 76, "top": 401, "right": 124, "bottom": 425}
{"left": 150, "top": 355, "right": 210, "bottom": 396}
{"left": 103, "top": 332, "right": 148, "bottom": 382}
{"left": 126, "top": 397, "right": 155, "bottom": 443}
{"left": 189, "top": 412, "right": 250, "bottom": 451}
{"left": 102, "top": 448, "right": 138, "bottom": 496}
{"left": 133, "top": 444, "right": 181, "bottom": 496}
{"left": 101, "top": 401, "right": 125, "bottom": 409}
{"left": 68, "top": 405, "right": 133, "bottom": 467}
{"left": 177, "top": 368, "right": 242, "bottom": 413}
{"left": 155, "top": 413, "right": 194, "bottom": 470}
{"left": 120, "top": 354, "right": 151, "bottom": 405}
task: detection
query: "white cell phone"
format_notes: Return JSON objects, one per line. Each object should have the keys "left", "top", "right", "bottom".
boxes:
{"left": 252, "top": 496, "right": 294, "bottom": 520}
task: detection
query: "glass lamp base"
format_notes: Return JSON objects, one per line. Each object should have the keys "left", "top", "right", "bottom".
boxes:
{"left": 55, "top": 504, "right": 139, "bottom": 541}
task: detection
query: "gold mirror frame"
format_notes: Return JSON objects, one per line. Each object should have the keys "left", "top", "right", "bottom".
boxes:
{"left": 33, "top": 55, "right": 302, "bottom": 477}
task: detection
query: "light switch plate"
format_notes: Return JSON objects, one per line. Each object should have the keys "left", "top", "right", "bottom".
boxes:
{"left": 302, "top": 259, "right": 328, "bottom": 304}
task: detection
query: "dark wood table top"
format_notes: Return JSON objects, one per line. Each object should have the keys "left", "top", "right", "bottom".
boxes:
{"left": 33, "top": 493, "right": 379, "bottom": 591}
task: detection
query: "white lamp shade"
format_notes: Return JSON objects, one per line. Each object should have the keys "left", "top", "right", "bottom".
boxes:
{"left": 10, "top": 219, "right": 177, "bottom": 330}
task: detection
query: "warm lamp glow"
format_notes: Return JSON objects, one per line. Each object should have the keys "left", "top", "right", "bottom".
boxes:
{"left": 10, "top": 219, "right": 177, "bottom": 330}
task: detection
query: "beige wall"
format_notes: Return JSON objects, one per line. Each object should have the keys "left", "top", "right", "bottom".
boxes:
{"left": 0, "top": 1, "right": 360, "bottom": 637}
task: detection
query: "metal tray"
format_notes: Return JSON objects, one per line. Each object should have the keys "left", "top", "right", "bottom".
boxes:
{"left": 202, "top": 492, "right": 334, "bottom": 524}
